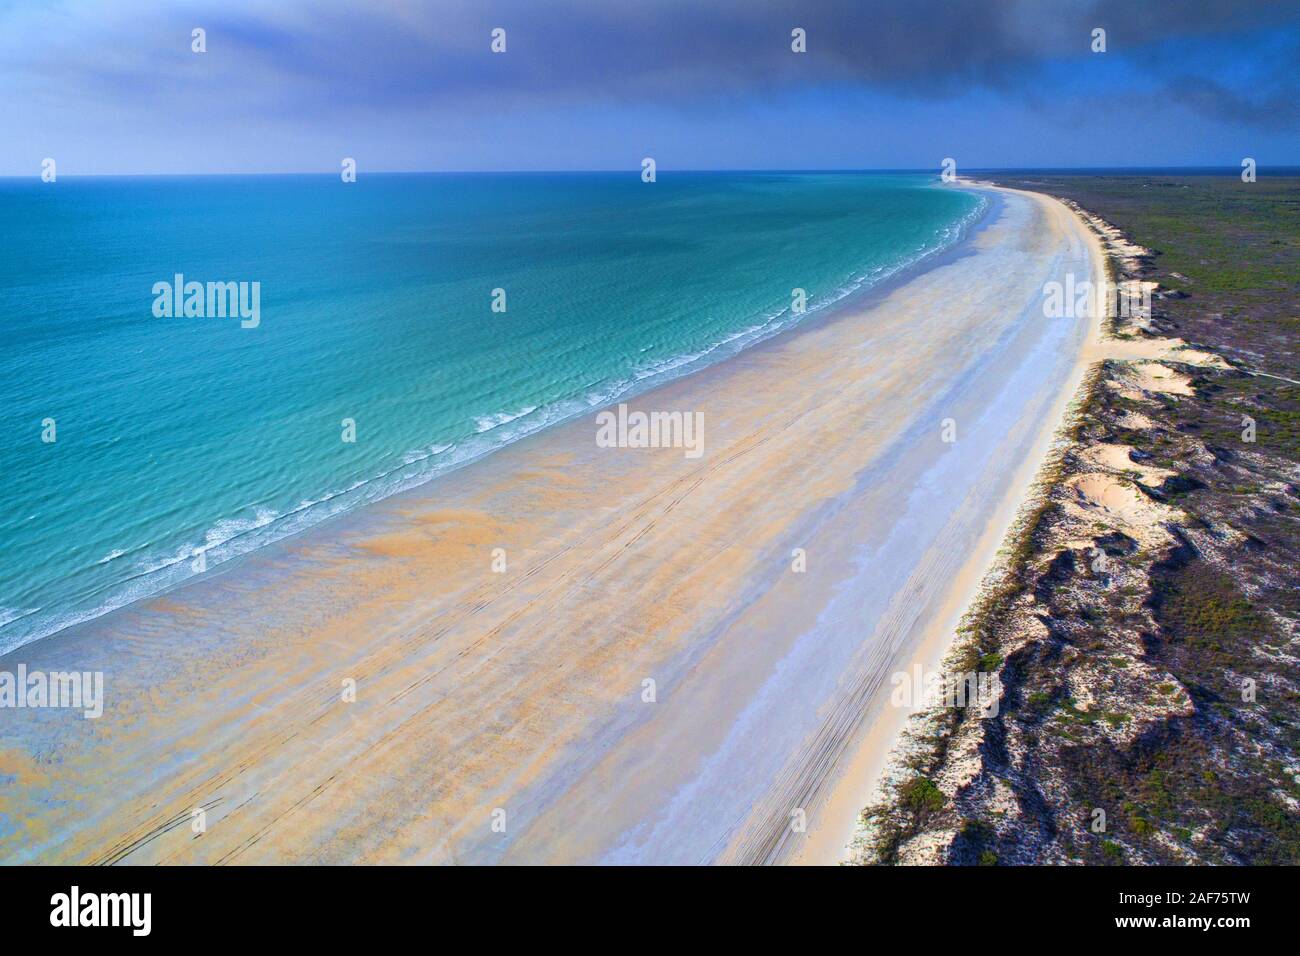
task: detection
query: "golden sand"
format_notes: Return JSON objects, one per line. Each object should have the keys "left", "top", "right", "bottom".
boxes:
{"left": 1, "top": 184, "right": 1108, "bottom": 866}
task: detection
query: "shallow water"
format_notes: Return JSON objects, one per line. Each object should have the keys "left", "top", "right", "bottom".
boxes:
{"left": 0, "top": 171, "right": 980, "bottom": 652}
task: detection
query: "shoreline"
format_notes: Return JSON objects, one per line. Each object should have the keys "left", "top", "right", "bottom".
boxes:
{"left": 791, "top": 181, "right": 1110, "bottom": 864}
{"left": 0, "top": 178, "right": 986, "bottom": 660}
{"left": 1, "top": 182, "right": 1104, "bottom": 865}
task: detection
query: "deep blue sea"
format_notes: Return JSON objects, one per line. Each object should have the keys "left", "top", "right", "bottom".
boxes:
{"left": 0, "top": 171, "right": 983, "bottom": 652}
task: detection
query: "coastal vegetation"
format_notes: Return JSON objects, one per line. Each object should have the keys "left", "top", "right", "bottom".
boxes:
{"left": 854, "top": 174, "right": 1300, "bottom": 866}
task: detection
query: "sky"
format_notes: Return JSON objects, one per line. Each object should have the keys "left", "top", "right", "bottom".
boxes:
{"left": 2, "top": 0, "right": 1299, "bottom": 175}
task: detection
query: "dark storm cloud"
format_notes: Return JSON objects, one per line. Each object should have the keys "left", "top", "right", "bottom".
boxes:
{"left": 4, "top": 0, "right": 1299, "bottom": 124}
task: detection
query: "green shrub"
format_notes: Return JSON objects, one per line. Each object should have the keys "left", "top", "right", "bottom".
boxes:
{"left": 900, "top": 776, "right": 945, "bottom": 815}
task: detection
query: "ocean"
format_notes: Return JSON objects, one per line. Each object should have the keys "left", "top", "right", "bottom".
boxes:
{"left": 0, "top": 171, "right": 983, "bottom": 653}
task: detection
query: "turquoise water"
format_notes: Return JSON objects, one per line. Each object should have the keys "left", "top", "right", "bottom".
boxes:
{"left": 0, "top": 172, "right": 982, "bottom": 652}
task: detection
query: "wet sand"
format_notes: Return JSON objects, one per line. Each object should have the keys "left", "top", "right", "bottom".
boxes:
{"left": 0, "top": 184, "right": 1102, "bottom": 865}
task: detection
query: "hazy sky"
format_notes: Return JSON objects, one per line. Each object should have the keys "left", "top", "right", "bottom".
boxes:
{"left": 2, "top": 0, "right": 1299, "bottom": 175}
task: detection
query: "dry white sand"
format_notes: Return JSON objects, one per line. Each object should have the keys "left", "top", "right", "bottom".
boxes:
{"left": 0, "top": 183, "right": 1104, "bottom": 866}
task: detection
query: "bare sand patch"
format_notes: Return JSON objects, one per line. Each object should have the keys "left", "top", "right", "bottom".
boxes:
{"left": 1110, "top": 359, "right": 1196, "bottom": 401}
{"left": 1082, "top": 443, "right": 1174, "bottom": 486}
{"left": 1064, "top": 472, "right": 1176, "bottom": 546}
{"left": 1171, "top": 347, "right": 1231, "bottom": 369}
{"left": 1116, "top": 409, "right": 1155, "bottom": 430}
{"left": 1137, "top": 362, "right": 1194, "bottom": 395}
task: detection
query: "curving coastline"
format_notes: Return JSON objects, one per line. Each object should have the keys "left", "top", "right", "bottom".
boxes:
{"left": 1, "top": 182, "right": 1105, "bottom": 865}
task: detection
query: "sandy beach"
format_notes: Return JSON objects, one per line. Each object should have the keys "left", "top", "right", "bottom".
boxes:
{"left": 0, "top": 183, "right": 1103, "bottom": 865}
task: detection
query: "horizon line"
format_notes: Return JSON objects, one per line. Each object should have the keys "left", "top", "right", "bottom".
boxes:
{"left": 4, "top": 163, "right": 1300, "bottom": 180}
